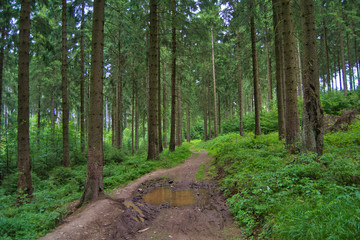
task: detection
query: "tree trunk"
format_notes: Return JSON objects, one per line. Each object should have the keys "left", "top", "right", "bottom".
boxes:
{"left": 346, "top": 33, "right": 353, "bottom": 90}
{"left": 203, "top": 84, "right": 208, "bottom": 141}
{"left": 131, "top": 73, "right": 135, "bottom": 156}
{"left": 135, "top": 80, "right": 139, "bottom": 151}
{"left": 301, "top": 0, "right": 324, "bottom": 155}
{"left": 211, "top": 28, "right": 218, "bottom": 138}
{"left": 117, "top": 35, "right": 123, "bottom": 150}
{"left": 147, "top": 0, "right": 159, "bottom": 160}
{"left": 80, "top": 1, "right": 86, "bottom": 153}
{"left": 208, "top": 78, "right": 212, "bottom": 140}
{"left": 250, "top": 3, "right": 261, "bottom": 136}
{"left": 296, "top": 38, "right": 303, "bottom": 97}
{"left": 272, "top": 0, "right": 285, "bottom": 140}
{"left": 323, "top": 23, "right": 331, "bottom": 91}
{"left": 281, "top": 0, "right": 301, "bottom": 151}
{"left": 81, "top": 0, "right": 105, "bottom": 203}
{"left": 169, "top": 0, "right": 176, "bottom": 152}
{"left": 162, "top": 60, "right": 167, "bottom": 149}
{"left": 186, "top": 105, "right": 190, "bottom": 142}
{"left": 37, "top": 81, "right": 41, "bottom": 148}
{"left": 237, "top": 31, "right": 244, "bottom": 136}
{"left": 339, "top": 23, "right": 347, "bottom": 95}
{"left": 157, "top": 11, "right": 163, "bottom": 153}
{"left": 265, "top": 22, "right": 273, "bottom": 106}
{"left": 355, "top": 39, "right": 360, "bottom": 88}
{"left": 17, "top": 0, "right": 33, "bottom": 198}
{"left": 62, "top": 0, "right": 70, "bottom": 168}
{"left": 176, "top": 59, "right": 182, "bottom": 147}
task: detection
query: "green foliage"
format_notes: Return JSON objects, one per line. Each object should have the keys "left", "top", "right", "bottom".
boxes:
{"left": 321, "top": 90, "right": 360, "bottom": 115}
{"left": 222, "top": 109, "right": 278, "bottom": 135}
{"left": 197, "top": 121, "right": 360, "bottom": 239}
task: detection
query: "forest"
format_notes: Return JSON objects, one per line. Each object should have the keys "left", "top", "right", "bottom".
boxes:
{"left": 1, "top": 0, "right": 360, "bottom": 239}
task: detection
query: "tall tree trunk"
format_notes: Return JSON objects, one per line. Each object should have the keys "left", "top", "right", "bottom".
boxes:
{"left": 346, "top": 33, "right": 353, "bottom": 90}
{"left": 80, "top": 1, "right": 86, "bottom": 153}
{"left": 157, "top": 12, "right": 163, "bottom": 153}
{"left": 355, "top": 39, "right": 360, "bottom": 88}
{"left": 147, "top": 0, "right": 159, "bottom": 159}
{"left": 162, "top": 60, "right": 167, "bottom": 149}
{"left": 169, "top": 0, "right": 176, "bottom": 152}
{"left": 323, "top": 23, "right": 331, "bottom": 91}
{"left": 203, "top": 84, "right": 208, "bottom": 141}
{"left": 281, "top": 0, "right": 301, "bottom": 151}
{"left": 339, "top": 23, "right": 347, "bottom": 95}
{"left": 131, "top": 72, "right": 135, "bottom": 156}
{"left": 37, "top": 81, "right": 41, "bottom": 148}
{"left": 211, "top": 28, "right": 218, "bottom": 138}
{"left": 265, "top": 22, "right": 273, "bottom": 106}
{"left": 176, "top": 60, "right": 182, "bottom": 147}
{"left": 250, "top": 2, "right": 261, "bottom": 136}
{"left": 117, "top": 34, "right": 123, "bottom": 150}
{"left": 301, "top": 0, "right": 324, "bottom": 155}
{"left": 208, "top": 78, "right": 212, "bottom": 140}
{"left": 272, "top": 0, "right": 285, "bottom": 140}
{"left": 186, "top": 105, "right": 190, "bottom": 142}
{"left": 81, "top": 0, "right": 105, "bottom": 203}
{"left": 62, "top": 0, "right": 70, "bottom": 168}
{"left": 296, "top": 38, "right": 303, "bottom": 97}
{"left": 135, "top": 86, "right": 139, "bottom": 151}
{"left": 237, "top": 31, "right": 244, "bottom": 136}
{"left": 338, "top": 50, "right": 342, "bottom": 91}
{"left": 17, "top": 0, "right": 33, "bottom": 198}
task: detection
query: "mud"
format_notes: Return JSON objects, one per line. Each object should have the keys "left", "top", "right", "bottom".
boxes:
{"left": 41, "top": 150, "right": 241, "bottom": 240}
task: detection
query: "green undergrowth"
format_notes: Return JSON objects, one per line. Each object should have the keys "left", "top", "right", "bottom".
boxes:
{"left": 0, "top": 143, "right": 192, "bottom": 240}
{"left": 196, "top": 121, "right": 360, "bottom": 239}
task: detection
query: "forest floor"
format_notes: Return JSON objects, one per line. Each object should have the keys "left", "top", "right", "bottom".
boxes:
{"left": 41, "top": 150, "right": 241, "bottom": 240}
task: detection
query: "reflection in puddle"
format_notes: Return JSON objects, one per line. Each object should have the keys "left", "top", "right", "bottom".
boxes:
{"left": 142, "top": 187, "right": 209, "bottom": 207}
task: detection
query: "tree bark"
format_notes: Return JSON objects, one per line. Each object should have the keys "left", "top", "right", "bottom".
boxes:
{"left": 186, "top": 105, "right": 190, "bottom": 142}
{"left": 272, "top": 0, "right": 285, "bottom": 140}
{"left": 162, "top": 60, "right": 167, "bottom": 149}
{"left": 265, "top": 22, "right": 273, "bottom": 106}
{"left": 211, "top": 28, "right": 218, "bottom": 138}
{"left": 339, "top": 23, "right": 347, "bottom": 95}
{"left": 157, "top": 11, "right": 163, "bottom": 153}
{"left": 176, "top": 59, "right": 182, "bottom": 146}
{"left": 346, "top": 33, "right": 353, "bottom": 90}
{"left": 323, "top": 23, "right": 331, "bottom": 91}
{"left": 169, "top": 0, "right": 176, "bottom": 152}
{"left": 301, "top": 0, "right": 324, "bottom": 155}
{"left": 62, "top": 0, "right": 70, "bottom": 167}
{"left": 281, "top": 0, "right": 301, "bottom": 151}
{"left": 81, "top": 0, "right": 105, "bottom": 203}
{"left": 17, "top": 0, "right": 33, "bottom": 198}
{"left": 80, "top": 1, "right": 86, "bottom": 152}
{"left": 203, "top": 84, "right": 208, "bottom": 141}
{"left": 250, "top": 2, "right": 261, "bottom": 136}
{"left": 237, "top": 31, "right": 244, "bottom": 136}
{"left": 117, "top": 34, "right": 123, "bottom": 150}
{"left": 147, "top": 0, "right": 159, "bottom": 159}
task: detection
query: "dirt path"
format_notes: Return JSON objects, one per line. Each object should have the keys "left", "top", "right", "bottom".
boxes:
{"left": 41, "top": 150, "right": 241, "bottom": 240}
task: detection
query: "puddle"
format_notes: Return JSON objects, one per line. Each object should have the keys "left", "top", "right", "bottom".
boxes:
{"left": 142, "top": 187, "right": 210, "bottom": 207}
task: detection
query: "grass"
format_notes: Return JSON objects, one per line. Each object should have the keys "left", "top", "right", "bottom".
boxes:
{"left": 195, "top": 121, "right": 360, "bottom": 239}
{"left": 0, "top": 143, "right": 193, "bottom": 240}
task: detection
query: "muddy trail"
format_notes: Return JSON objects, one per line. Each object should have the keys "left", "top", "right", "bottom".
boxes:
{"left": 42, "top": 150, "right": 241, "bottom": 240}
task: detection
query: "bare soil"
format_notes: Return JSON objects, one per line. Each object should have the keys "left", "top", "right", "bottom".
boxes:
{"left": 41, "top": 150, "right": 241, "bottom": 240}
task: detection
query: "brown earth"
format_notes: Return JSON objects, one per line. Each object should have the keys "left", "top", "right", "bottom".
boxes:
{"left": 41, "top": 150, "right": 241, "bottom": 240}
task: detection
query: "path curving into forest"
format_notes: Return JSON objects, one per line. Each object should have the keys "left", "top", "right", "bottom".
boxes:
{"left": 41, "top": 150, "right": 240, "bottom": 240}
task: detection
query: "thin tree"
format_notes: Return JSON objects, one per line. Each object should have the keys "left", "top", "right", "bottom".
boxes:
{"left": 80, "top": 1, "right": 86, "bottom": 152}
{"left": 250, "top": 2, "right": 261, "bottom": 136}
{"left": 0, "top": 28, "right": 5, "bottom": 136}
{"left": 301, "top": 0, "right": 324, "bottom": 155}
{"left": 281, "top": 0, "right": 301, "bottom": 151}
{"left": 81, "top": 0, "right": 105, "bottom": 203}
{"left": 17, "top": 0, "right": 33, "bottom": 199}
{"left": 272, "top": 0, "right": 285, "bottom": 140}
{"left": 162, "top": 60, "right": 168, "bottom": 148}
{"left": 62, "top": 0, "right": 70, "bottom": 167}
{"left": 237, "top": 30, "right": 244, "bottom": 136}
{"left": 211, "top": 28, "right": 218, "bottom": 137}
{"left": 147, "top": 0, "right": 159, "bottom": 159}
{"left": 169, "top": 0, "right": 176, "bottom": 152}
